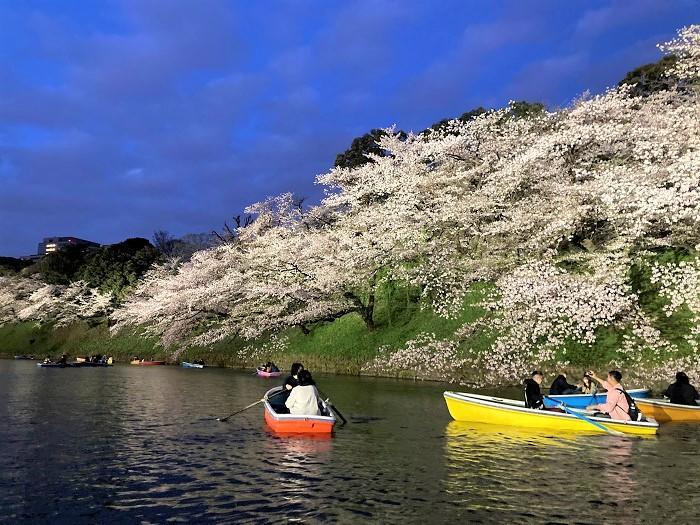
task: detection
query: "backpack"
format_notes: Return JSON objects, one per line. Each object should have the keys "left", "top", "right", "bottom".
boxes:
{"left": 616, "top": 388, "right": 643, "bottom": 421}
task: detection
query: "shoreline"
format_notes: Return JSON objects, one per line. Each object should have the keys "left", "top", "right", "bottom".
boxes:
{"left": 0, "top": 319, "right": 680, "bottom": 392}
{"left": 0, "top": 352, "right": 672, "bottom": 393}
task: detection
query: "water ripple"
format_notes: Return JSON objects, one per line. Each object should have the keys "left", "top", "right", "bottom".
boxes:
{"left": 2, "top": 361, "right": 700, "bottom": 523}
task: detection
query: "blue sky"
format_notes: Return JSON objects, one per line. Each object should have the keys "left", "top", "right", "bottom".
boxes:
{"left": 0, "top": 0, "right": 697, "bottom": 256}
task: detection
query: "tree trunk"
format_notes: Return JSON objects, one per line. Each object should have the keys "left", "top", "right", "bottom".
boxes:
{"left": 362, "top": 292, "right": 376, "bottom": 331}
{"left": 344, "top": 290, "right": 376, "bottom": 331}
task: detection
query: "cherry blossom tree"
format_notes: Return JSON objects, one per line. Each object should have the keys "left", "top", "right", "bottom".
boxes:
{"left": 108, "top": 26, "right": 700, "bottom": 381}
{"left": 0, "top": 276, "right": 112, "bottom": 328}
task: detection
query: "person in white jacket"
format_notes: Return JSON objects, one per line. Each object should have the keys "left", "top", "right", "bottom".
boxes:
{"left": 285, "top": 370, "right": 322, "bottom": 416}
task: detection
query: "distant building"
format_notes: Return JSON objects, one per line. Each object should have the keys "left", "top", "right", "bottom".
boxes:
{"left": 37, "top": 236, "right": 100, "bottom": 256}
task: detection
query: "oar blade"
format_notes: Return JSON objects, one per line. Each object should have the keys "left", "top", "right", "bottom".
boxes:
{"left": 330, "top": 404, "right": 348, "bottom": 425}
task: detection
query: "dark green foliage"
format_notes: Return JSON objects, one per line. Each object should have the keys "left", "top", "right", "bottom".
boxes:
{"left": 557, "top": 327, "right": 624, "bottom": 367}
{"left": 334, "top": 129, "right": 407, "bottom": 169}
{"left": 459, "top": 107, "right": 488, "bottom": 122}
{"left": 26, "top": 238, "right": 161, "bottom": 298}
{"left": 422, "top": 102, "right": 544, "bottom": 141}
{"left": 76, "top": 238, "right": 162, "bottom": 298}
{"left": 0, "top": 257, "right": 33, "bottom": 276}
{"left": 35, "top": 245, "right": 92, "bottom": 284}
{"left": 503, "top": 101, "right": 546, "bottom": 120}
{"left": 427, "top": 107, "right": 488, "bottom": 135}
{"left": 618, "top": 55, "right": 680, "bottom": 96}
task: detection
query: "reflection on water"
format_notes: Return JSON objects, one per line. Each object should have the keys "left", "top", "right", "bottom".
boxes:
{"left": 442, "top": 420, "right": 700, "bottom": 524}
{"left": 2, "top": 360, "right": 700, "bottom": 523}
{"left": 444, "top": 422, "right": 591, "bottom": 522}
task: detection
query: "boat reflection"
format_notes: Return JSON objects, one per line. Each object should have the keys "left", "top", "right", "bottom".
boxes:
{"left": 443, "top": 421, "right": 644, "bottom": 520}
{"left": 264, "top": 428, "right": 334, "bottom": 454}
{"left": 445, "top": 420, "right": 585, "bottom": 449}
{"left": 602, "top": 437, "right": 636, "bottom": 507}
{"left": 261, "top": 430, "right": 334, "bottom": 513}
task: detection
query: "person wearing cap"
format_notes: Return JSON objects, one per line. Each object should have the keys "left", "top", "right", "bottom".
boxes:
{"left": 524, "top": 371, "right": 545, "bottom": 409}
{"left": 664, "top": 372, "right": 700, "bottom": 406}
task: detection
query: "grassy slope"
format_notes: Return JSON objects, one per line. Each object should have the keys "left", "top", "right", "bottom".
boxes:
{"left": 0, "top": 321, "right": 163, "bottom": 360}
{"left": 274, "top": 285, "right": 489, "bottom": 374}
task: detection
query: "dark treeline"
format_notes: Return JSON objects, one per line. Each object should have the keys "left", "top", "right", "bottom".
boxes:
{"left": 1, "top": 231, "right": 219, "bottom": 300}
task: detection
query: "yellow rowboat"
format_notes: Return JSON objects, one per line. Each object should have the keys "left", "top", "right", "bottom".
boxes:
{"left": 444, "top": 392, "right": 658, "bottom": 436}
{"left": 635, "top": 398, "right": 700, "bottom": 423}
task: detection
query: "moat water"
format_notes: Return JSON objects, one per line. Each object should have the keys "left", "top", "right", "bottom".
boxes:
{"left": 1, "top": 360, "right": 698, "bottom": 523}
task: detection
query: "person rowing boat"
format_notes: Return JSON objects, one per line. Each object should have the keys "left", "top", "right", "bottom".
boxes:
{"left": 258, "top": 361, "right": 279, "bottom": 373}
{"left": 270, "top": 362, "right": 304, "bottom": 413}
{"left": 586, "top": 370, "right": 642, "bottom": 421}
{"left": 285, "top": 370, "right": 322, "bottom": 416}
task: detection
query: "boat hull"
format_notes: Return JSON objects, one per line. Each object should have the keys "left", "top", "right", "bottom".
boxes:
{"left": 131, "top": 360, "right": 165, "bottom": 366}
{"left": 263, "top": 387, "right": 335, "bottom": 434}
{"left": 544, "top": 388, "right": 651, "bottom": 408}
{"left": 182, "top": 362, "right": 204, "bottom": 368}
{"left": 635, "top": 398, "right": 700, "bottom": 423}
{"left": 257, "top": 369, "right": 282, "bottom": 378}
{"left": 444, "top": 392, "right": 658, "bottom": 436}
{"left": 37, "top": 362, "right": 112, "bottom": 368}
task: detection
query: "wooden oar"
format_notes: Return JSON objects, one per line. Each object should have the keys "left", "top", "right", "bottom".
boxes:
{"left": 217, "top": 389, "right": 286, "bottom": 422}
{"left": 544, "top": 396, "right": 624, "bottom": 437}
{"left": 318, "top": 389, "right": 348, "bottom": 425}
{"left": 216, "top": 399, "right": 264, "bottom": 422}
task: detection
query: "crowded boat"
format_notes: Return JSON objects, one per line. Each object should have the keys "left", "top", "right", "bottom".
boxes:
{"left": 445, "top": 368, "right": 700, "bottom": 435}
{"left": 37, "top": 353, "right": 114, "bottom": 367}
{"left": 256, "top": 361, "right": 282, "bottom": 377}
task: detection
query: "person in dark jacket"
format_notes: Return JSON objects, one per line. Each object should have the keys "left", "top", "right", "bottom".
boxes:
{"left": 664, "top": 372, "right": 700, "bottom": 406}
{"left": 549, "top": 374, "right": 580, "bottom": 395}
{"left": 283, "top": 363, "right": 304, "bottom": 392}
{"left": 271, "top": 363, "right": 305, "bottom": 414}
{"left": 524, "top": 371, "right": 545, "bottom": 409}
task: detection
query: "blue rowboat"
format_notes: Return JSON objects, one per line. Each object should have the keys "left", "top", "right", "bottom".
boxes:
{"left": 182, "top": 362, "right": 205, "bottom": 369}
{"left": 544, "top": 388, "right": 650, "bottom": 408}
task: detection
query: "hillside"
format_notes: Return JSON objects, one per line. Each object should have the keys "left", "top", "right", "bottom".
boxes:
{"left": 1, "top": 26, "right": 699, "bottom": 386}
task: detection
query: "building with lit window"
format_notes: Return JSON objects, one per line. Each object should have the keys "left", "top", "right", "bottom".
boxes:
{"left": 37, "top": 237, "right": 100, "bottom": 256}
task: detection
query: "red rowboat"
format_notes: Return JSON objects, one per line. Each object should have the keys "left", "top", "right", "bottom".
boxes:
{"left": 130, "top": 360, "right": 166, "bottom": 366}
{"left": 263, "top": 387, "right": 336, "bottom": 434}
